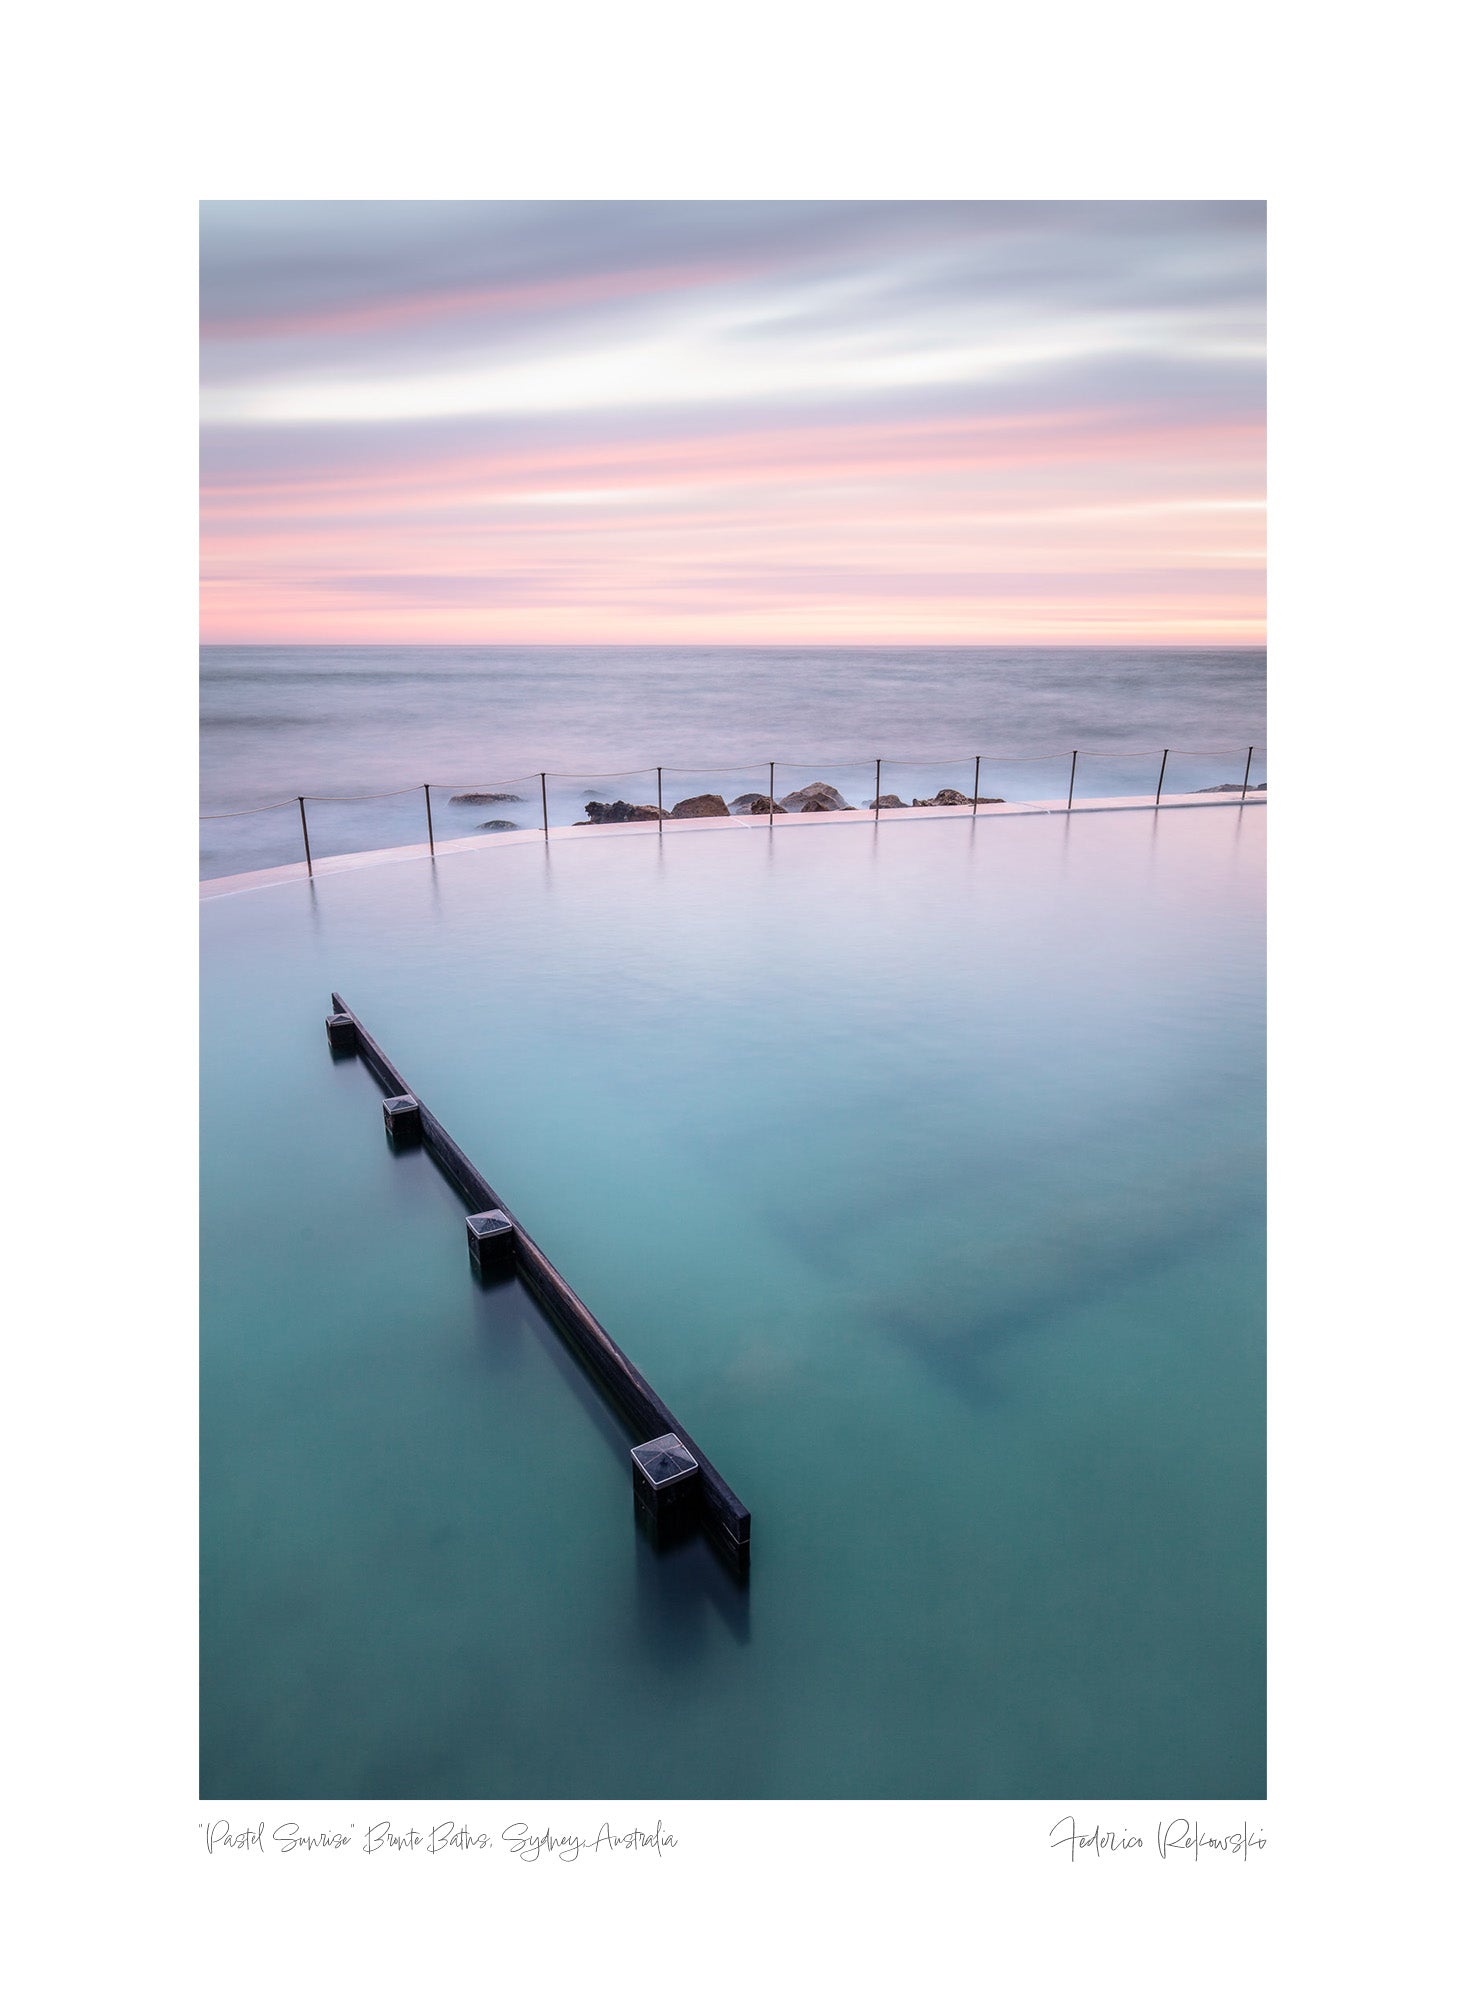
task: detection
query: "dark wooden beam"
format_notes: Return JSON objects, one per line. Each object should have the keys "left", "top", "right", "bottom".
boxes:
{"left": 329, "top": 992, "right": 751, "bottom": 1572}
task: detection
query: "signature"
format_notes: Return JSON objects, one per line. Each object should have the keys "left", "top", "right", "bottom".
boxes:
{"left": 1049, "top": 1815, "right": 1266, "bottom": 1860}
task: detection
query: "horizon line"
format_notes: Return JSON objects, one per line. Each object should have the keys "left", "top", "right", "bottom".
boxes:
{"left": 200, "top": 637, "right": 1268, "bottom": 651}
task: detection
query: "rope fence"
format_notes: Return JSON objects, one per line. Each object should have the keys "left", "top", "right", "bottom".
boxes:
{"left": 200, "top": 745, "right": 1266, "bottom": 874}
{"left": 199, "top": 798, "right": 299, "bottom": 819}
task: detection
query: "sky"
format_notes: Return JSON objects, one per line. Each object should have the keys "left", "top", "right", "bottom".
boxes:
{"left": 200, "top": 201, "right": 1265, "bottom": 646}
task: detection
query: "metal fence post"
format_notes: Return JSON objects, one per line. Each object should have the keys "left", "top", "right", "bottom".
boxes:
{"left": 874, "top": 758, "right": 881, "bottom": 820}
{"left": 297, "top": 796, "right": 313, "bottom": 876}
{"left": 424, "top": 783, "right": 435, "bottom": 857}
{"left": 769, "top": 761, "right": 775, "bottom": 828}
{"left": 1155, "top": 748, "right": 1169, "bottom": 805}
{"left": 1240, "top": 745, "right": 1253, "bottom": 802}
{"left": 1067, "top": 749, "right": 1077, "bottom": 811}
{"left": 540, "top": 773, "right": 549, "bottom": 839}
{"left": 973, "top": 754, "right": 980, "bottom": 815}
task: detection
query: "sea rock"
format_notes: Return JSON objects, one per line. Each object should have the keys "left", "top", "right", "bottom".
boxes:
{"left": 800, "top": 799, "right": 834, "bottom": 811}
{"left": 906, "top": 788, "right": 1005, "bottom": 806}
{"left": 584, "top": 799, "right": 665, "bottom": 823}
{"left": 779, "top": 781, "right": 850, "bottom": 812}
{"left": 865, "top": 794, "right": 909, "bottom": 809}
{"left": 476, "top": 819, "right": 518, "bottom": 831}
{"left": 1200, "top": 782, "right": 1267, "bottom": 792}
{"left": 729, "top": 793, "right": 787, "bottom": 814}
{"left": 669, "top": 793, "right": 730, "bottom": 818}
{"left": 450, "top": 790, "right": 523, "bottom": 804}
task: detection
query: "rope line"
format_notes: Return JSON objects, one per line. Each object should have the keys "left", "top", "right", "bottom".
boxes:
{"left": 300, "top": 786, "right": 423, "bottom": 803}
{"left": 430, "top": 776, "right": 542, "bottom": 789}
{"left": 199, "top": 799, "right": 296, "bottom": 819}
{"left": 202, "top": 747, "right": 1266, "bottom": 818}
{"left": 503, "top": 768, "right": 658, "bottom": 782}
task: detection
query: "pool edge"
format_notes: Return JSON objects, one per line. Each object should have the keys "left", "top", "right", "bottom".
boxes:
{"left": 200, "top": 791, "right": 1267, "bottom": 900}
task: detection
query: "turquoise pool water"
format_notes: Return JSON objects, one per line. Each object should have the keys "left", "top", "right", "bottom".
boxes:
{"left": 201, "top": 803, "right": 1265, "bottom": 1799}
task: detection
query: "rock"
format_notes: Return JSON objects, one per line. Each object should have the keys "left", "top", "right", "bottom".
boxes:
{"left": 779, "top": 780, "right": 850, "bottom": 812}
{"left": 450, "top": 790, "right": 523, "bottom": 804}
{"left": 729, "top": 793, "right": 787, "bottom": 814}
{"left": 584, "top": 799, "right": 665, "bottom": 823}
{"left": 669, "top": 793, "right": 730, "bottom": 818}
{"left": 864, "top": 794, "right": 908, "bottom": 809}
{"left": 800, "top": 799, "right": 834, "bottom": 811}
{"left": 907, "top": 788, "right": 1004, "bottom": 806}
{"left": 476, "top": 819, "right": 518, "bottom": 831}
{"left": 1200, "top": 781, "right": 1267, "bottom": 792}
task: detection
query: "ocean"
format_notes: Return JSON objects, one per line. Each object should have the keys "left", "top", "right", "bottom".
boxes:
{"left": 199, "top": 646, "right": 1266, "bottom": 878}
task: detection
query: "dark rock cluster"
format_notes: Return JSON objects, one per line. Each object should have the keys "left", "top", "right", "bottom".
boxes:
{"left": 584, "top": 799, "right": 666, "bottom": 823}
{"left": 563, "top": 775, "right": 1021, "bottom": 828}
{"left": 911, "top": 789, "right": 1006, "bottom": 806}
{"left": 779, "top": 781, "right": 851, "bottom": 812}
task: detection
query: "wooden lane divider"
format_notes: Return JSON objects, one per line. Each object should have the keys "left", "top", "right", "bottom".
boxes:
{"left": 325, "top": 992, "right": 752, "bottom": 1573}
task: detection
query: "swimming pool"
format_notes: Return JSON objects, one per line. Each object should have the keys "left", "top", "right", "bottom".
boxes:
{"left": 200, "top": 801, "right": 1265, "bottom": 1799}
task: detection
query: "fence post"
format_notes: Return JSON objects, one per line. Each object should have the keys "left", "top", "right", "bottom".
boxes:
{"left": 1155, "top": 748, "right": 1169, "bottom": 805}
{"left": 297, "top": 796, "right": 313, "bottom": 876}
{"left": 973, "top": 755, "right": 980, "bottom": 815}
{"left": 1067, "top": 749, "right": 1077, "bottom": 811}
{"left": 424, "top": 783, "right": 435, "bottom": 857}
{"left": 1240, "top": 745, "right": 1253, "bottom": 802}
{"left": 657, "top": 766, "right": 663, "bottom": 822}
{"left": 540, "top": 773, "right": 549, "bottom": 839}
{"left": 874, "top": 759, "right": 881, "bottom": 820}
{"left": 769, "top": 761, "right": 775, "bottom": 828}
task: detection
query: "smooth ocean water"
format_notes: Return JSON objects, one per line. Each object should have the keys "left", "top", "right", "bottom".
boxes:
{"left": 200, "top": 802, "right": 1265, "bottom": 1799}
{"left": 200, "top": 646, "right": 1266, "bottom": 876}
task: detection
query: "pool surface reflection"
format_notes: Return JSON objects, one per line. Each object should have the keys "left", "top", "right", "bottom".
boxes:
{"left": 201, "top": 804, "right": 1265, "bottom": 1798}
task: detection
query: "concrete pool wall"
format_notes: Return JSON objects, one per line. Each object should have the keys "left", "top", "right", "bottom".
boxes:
{"left": 200, "top": 789, "right": 1265, "bottom": 900}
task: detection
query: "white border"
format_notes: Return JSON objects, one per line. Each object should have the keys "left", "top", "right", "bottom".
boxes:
{"left": 11, "top": 0, "right": 1460, "bottom": 1988}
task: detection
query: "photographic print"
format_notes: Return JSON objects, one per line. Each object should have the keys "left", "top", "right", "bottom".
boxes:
{"left": 199, "top": 199, "right": 1265, "bottom": 1801}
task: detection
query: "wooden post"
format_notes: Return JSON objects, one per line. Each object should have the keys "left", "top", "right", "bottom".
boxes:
{"left": 973, "top": 755, "right": 980, "bottom": 815}
{"left": 1067, "top": 749, "right": 1077, "bottom": 811}
{"left": 466, "top": 1208, "right": 515, "bottom": 1275}
{"left": 631, "top": 1433, "right": 701, "bottom": 1541}
{"left": 383, "top": 1094, "right": 421, "bottom": 1145}
{"left": 769, "top": 761, "right": 775, "bottom": 827}
{"left": 540, "top": 773, "right": 549, "bottom": 839}
{"left": 874, "top": 758, "right": 881, "bottom": 819}
{"left": 1155, "top": 748, "right": 1169, "bottom": 805}
{"left": 423, "top": 784, "right": 435, "bottom": 857}
{"left": 297, "top": 796, "right": 313, "bottom": 875}
{"left": 325, "top": 1012, "right": 356, "bottom": 1053}
{"left": 1240, "top": 746, "right": 1253, "bottom": 802}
